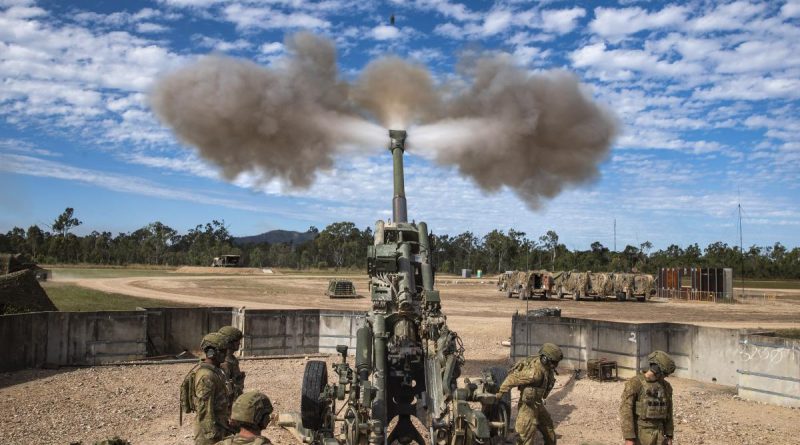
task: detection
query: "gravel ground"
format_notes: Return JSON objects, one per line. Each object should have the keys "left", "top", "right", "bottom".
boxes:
{"left": 1, "top": 355, "right": 797, "bottom": 445}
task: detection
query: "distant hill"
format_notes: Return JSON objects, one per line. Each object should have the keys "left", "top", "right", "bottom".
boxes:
{"left": 234, "top": 229, "right": 317, "bottom": 246}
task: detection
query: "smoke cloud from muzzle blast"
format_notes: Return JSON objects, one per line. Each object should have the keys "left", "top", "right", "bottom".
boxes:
{"left": 150, "top": 32, "right": 618, "bottom": 209}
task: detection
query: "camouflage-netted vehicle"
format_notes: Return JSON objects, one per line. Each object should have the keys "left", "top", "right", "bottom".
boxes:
{"left": 553, "top": 270, "right": 590, "bottom": 300}
{"left": 612, "top": 273, "right": 655, "bottom": 302}
{"left": 504, "top": 270, "right": 552, "bottom": 300}
{"left": 496, "top": 271, "right": 514, "bottom": 292}
{"left": 325, "top": 279, "right": 358, "bottom": 298}
{"left": 586, "top": 272, "right": 614, "bottom": 300}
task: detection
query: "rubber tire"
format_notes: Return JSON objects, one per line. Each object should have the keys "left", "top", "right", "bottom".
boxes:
{"left": 301, "top": 360, "right": 328, "bottom": 431}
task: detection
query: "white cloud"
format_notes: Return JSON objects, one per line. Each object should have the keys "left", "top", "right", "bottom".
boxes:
{"left": 694, "top": 76, "right": 800, "bottom": 100}
{"left": 158, "top": 0, "right": 223, "bottom": 7}
{"left": 0, "top": 139, "right": 60, "bottom": 157}
{"left": 222, "top": 4, "right": 329, "bottom": 30}
{"left": 571, "top": 42, "right": 703, "bottom": 78}
{"left": 590, "top": 5, "right": 688, "bottom": 39}
{"left": 136, "top": 22, "right": 169, "bottom": 33}
{"left": 687, "top": 1, "right": 767, "bottom": 32}
{"left": 0, "top": 153, "right": 267, "bottom": 212}
{"left": 389, "top": 0, "right": 477, "bottom": 22}
{"left": 370, "top": 25, "right": 401, "bottom": 40}
{"left": 260, "top": 42, "right": 284, "bottom": 54}
{"left": 124, "top": 153, "right": 219, "bottom": 179}
{"left": 482, "top": 9, "right": 512, "bottom": 35}
{"left": 540, "top": 7, "right": 585, "bottom": 34}
{"left": 192, "top": 35, "right": 252, "bottom": 52}
{"left": 783, "top": 0, "right": 800, "bottom": 18}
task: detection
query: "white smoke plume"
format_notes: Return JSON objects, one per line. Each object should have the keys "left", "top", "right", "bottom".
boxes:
{"left": 150, "top": 33, "right": 618, "bottom": 207}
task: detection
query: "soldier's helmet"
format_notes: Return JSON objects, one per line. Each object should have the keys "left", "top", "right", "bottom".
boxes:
{"left": 231, "top": 391, "right": 274, "bottom": 429}
{"left": 647, "top": 350, "right": 676, "bottom": 376}
{"left": 200, "top": 332, "right": 228, "bottom": 355}
{"left": 539, "top": 343, "right": 564, "bottom": 363}
{"left": 219, "top": 326, "right": 244, "bottom": 344}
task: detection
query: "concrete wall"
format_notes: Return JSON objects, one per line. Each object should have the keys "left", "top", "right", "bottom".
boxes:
{"left": 3, "top": 308, "right": 366, "bottom": 372}
{"left": 145, "top": 307, "right": 236, "bottom": 355}
{"left": 511, "top": 314, "right": 799, "bottom": 407}
{"left": 737, "top": 335, "right": 800, "bottom": 407}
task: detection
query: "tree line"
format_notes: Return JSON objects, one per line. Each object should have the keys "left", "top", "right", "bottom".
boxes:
{"left": 1, "top": 208, "right": 798, "bottom": 279}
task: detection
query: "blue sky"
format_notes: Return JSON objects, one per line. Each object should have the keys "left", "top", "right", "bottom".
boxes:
{"left": 0, "top": 0, "right": 798, "bottom": 250}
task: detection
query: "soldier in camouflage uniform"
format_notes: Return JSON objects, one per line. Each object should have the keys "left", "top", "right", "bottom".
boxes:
{"left": 214, "top": 391, "right": 274, "bottom": 445}
{"left": 194, "top": 332, "right": 235, "bottom": 445}
{"left": 497, "top": 343, "right": 563, "bottom": 445}
{"left": 619, "top": 351, "right": 676, "bottom": 445}
{"left": 219, "top": 326, "right": 246, "bottom": 403}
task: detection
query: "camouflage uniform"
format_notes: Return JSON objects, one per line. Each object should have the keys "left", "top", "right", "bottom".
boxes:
{"left": 219, "top": 326, "right": 245, "bottom": 403}
{"left": 194, "top": 333, "right": 233, "bottom": 445}
{"left": 498, "top": 343, "right": 562, "bottom": 445}
{"left": 619, "top": 351, "right": 675, "bottom": 445}
{"left": 215, "top": 391, "right": 274, "bottom": 445}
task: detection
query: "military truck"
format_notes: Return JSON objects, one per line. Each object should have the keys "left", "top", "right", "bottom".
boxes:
{"left": 553, "top": 270, "right": 590, "bottom": 300}
{"left": 585, "top": 272, "right": 614, "bottom": 300}
{"left": 211, "top": 254, "right": 240, "bottom": 267}
{"left": 325, "top": 279, "right": 358, "bottom": 298}
{"left": 613, "top": 273, "right": 655, "bottom": 302}
{"left": 504, "top": 270, "right": 552, "bottom": 300}
{"left": 287, "top": 130, "right": 509, "bottom": 445}
{"left": 496, "top": 270, "right": 514, "bottom": 292}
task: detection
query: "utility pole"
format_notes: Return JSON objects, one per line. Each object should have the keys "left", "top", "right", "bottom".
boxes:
{"left": 738, "top": 196, "right": 744, "bottom": 296}
{"left": 613, "top": 218, "right": 617, "bottom": 252}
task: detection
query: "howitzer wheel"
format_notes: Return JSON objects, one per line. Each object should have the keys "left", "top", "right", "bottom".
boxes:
{"left": 301, "top": 360, "right": 328, "bottom": 431}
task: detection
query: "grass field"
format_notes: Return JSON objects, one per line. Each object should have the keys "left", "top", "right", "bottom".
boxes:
{"left": 736, "top": 279, "right": 800, "bottom": 290}
{"left": 42, "top": 282, "right": 196, "bottom": 311}
{"left": 775, "top": 329, "right": 800, "bottom": 340}
{"left": 46, "top": 267, "right": 182, "bottom": 279}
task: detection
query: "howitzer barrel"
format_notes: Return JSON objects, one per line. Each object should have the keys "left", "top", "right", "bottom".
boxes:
{"left": 388, "top": 129, "right": 407, "bottom": 223}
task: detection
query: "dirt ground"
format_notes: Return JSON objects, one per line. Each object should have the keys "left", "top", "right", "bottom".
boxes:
{"left": 1, "top": 273, "right": 798, "bottom": 444}
{"left": 1, "top": 356, "right": 797, "bottom": 445}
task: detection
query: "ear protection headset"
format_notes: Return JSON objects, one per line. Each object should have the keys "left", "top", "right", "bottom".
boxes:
{"left": 205, "top": 346, "right": 219, "bottom": 359}
{"left": 256, "top": 407, "right": 271, "bottom": 428}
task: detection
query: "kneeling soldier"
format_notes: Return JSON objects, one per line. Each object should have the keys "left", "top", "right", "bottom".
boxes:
{"left": 497, "top": 343, "right": 563, "bottom": 445}
{"left": 619, "top": 350, "right": 676, "bottom": 445}
{"left": 215, "top": 391, "right": 274, "bottom": 445}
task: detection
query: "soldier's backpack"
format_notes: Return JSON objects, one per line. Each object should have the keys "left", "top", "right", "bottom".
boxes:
{"left": 180, "top": 363, "right": 202, "bottom": 425}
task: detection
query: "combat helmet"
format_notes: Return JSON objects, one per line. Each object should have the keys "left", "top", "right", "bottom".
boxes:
{"left": 231, "top": 391, "right": 274, "bottom": 429}
{"left": 539, "top": 343, "right": 563, "bottom": 364}
{"left": 219, "top": 325, "right": 244, "bottom": 345}
{"left": 647, "top": 350, "right": 676, "bottom": 376}
{"left": 200, "top": 332, "right": 228, "bottom": 357}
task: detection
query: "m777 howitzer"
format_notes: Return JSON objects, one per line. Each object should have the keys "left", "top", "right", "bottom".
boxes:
{"left": 286, "top": 130, "right": 510, "bottom": 445}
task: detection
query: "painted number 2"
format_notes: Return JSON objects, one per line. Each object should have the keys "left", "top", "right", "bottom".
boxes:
{"left": 628, "top": 332, "right": 637, "bottom": 343}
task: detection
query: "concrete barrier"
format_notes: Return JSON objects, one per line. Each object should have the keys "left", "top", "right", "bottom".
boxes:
{"left": 736, "top": 335, "right": 800, "bottom": 407}
{"left": 145, "top": 307, "right": 236, "bottom": 355}
{"left": 511, "top": 313, "right": 800, "bottom": 407}
{"left": 3, "top": 308, "right": 366, "bottom": 372}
